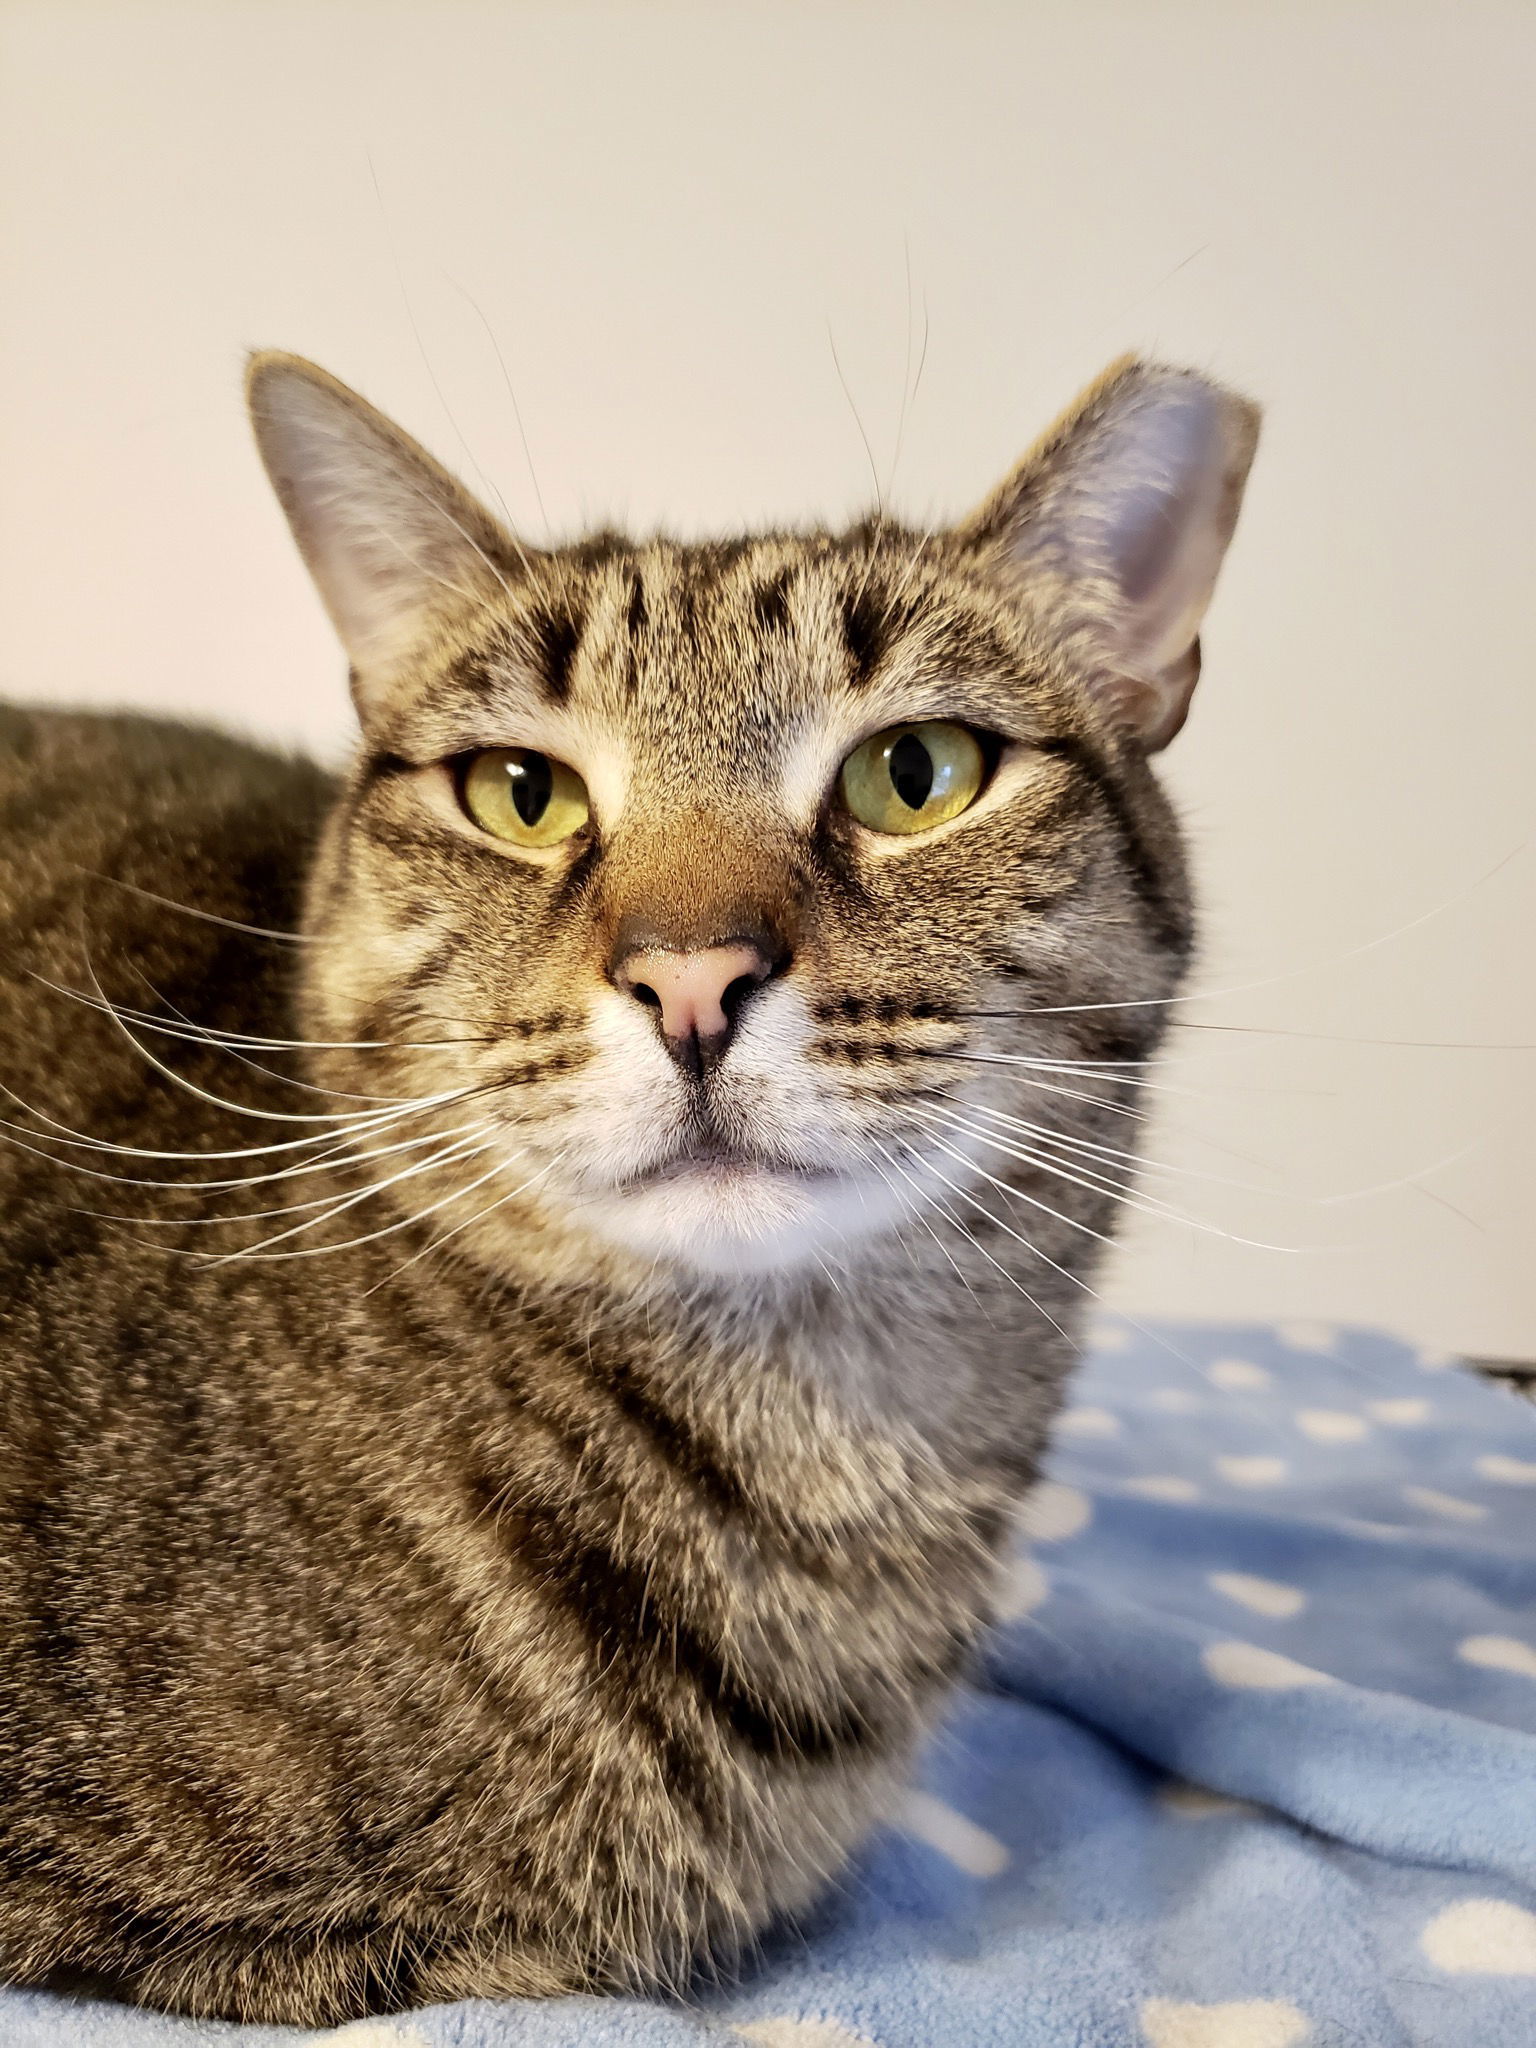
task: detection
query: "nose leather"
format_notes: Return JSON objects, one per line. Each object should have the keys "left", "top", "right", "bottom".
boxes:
{"left": 612, "top": 942, "right": 774, "bottom": 1074}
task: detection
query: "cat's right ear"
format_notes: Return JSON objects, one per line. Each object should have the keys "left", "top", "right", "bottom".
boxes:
{"left": 954, "top": 357, "right": 1259, "bottom": 750}
{"left": 246, "top": 352, "right": 531, "bottom": 713}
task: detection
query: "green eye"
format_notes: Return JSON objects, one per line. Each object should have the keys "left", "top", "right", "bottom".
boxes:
{"left": 839, "top": 722, "right": 986, "bottom": 835}
{"left": 460, "top": 748, "right": 590, "bottom": 847}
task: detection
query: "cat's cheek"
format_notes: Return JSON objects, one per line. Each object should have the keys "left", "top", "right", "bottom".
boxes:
{"left": 551, "top": 986, "right": 695, "bottom": 1184}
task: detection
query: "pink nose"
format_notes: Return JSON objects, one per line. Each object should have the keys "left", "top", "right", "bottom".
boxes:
{"left": 612, "top": 942, "right": 774, "bottom": 1074}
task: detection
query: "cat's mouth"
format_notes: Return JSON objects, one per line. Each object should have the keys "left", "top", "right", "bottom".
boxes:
{"left": 561, "top": 1113, "right": 917, "bottom": 1274}
{"left": 617, "top": 1132, "right": 843, "bottom": 1194}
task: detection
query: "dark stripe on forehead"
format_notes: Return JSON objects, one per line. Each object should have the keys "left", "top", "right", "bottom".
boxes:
{"left": 842, "top": 587, "right": 887, "bottom": 687}
{"left": 528, "top": 605, "right": 583, "bottom": 704}
{"left": 672, "top": 575, "right": 699, "bottom": 644}
{"left": 445, "top": 647, "right": 503, "bottom": 699}
{"left": 752, "top": 571, "right": 793, "bottom": 634}
{"left": 626, "top": 572, "right": 647, "bottom": 637}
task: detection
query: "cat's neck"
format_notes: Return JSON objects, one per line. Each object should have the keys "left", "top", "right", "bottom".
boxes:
{"left": 402, "top": 1206, "right": 1072, "bottom": 1498}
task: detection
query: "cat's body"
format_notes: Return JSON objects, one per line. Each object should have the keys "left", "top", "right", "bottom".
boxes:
{"left": 0, "top": 358, "right": 1256, "bottom": 2023}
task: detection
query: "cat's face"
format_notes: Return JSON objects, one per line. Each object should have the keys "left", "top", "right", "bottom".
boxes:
{"left": 252, "top": 355, "right": 1257, "bottom": 1279}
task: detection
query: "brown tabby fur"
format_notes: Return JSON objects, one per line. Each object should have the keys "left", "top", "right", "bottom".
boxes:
{"left": 0, "top": 355, "right": 1257, "bottom": 2022}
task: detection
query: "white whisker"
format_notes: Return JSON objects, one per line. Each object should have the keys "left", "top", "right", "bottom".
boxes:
{"left": 935, "top": 1054, "right": 1147, "bottom": 1119}
{"left": 76, "top": 942, "right": 469, "bottom": 1129}
{"left": 855, "top": 1138, "right": 989, "bottom": 1312}
{"left": 188, "top": 1136, "right": 537, "bottom": 1265}
{"left": 1, "top": 1117, "right": 480, "bottom": 1197}
{"left": 30, "top": 972, "right": 489, "bottom": 1055}
{"left": 866, "top": 1136, "right": 1077, "bottom": 1345}
{"left": 939, "top": 1092, "right": 1272, "bottom": 1192}
{"left": 912, "top": 1123, "right": 1118, "bottom": 1253}
{"left": 67, "top": 868, "right": 316, "bottom": 944}
{"left": 1003, "top": 836, "right": 1529, "bottom": 1020}
{"left": 109, "top": 963, "right": 417, "bottom": 1105}
{"left": 944, "top": 1046, "right": 1216, "bottom": 1103}
{"left": 0, "top": 1075, "right": 472, "bottom": 1165}
{"left": 914, "top": 1104, "right": 1302, "bottom": 1254}
{"left": 362, "top": 1153, "right": 563, "bottom": 1297}
{"left": 197, "top": 1131, "right": 501, "bottom": 1265}
{"left": 76, "top": 1122, "right": 496, "bottom": 1226}
{"left": 445, "top": 275, "right": 551, "bottom": 534}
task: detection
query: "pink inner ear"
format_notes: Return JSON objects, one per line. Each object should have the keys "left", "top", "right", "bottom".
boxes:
{"left": 1107, "top": 403, "right": 1221, "bottom": 603}
{"left": 1095, "top": 397, "right": 1227, "bottom": 677}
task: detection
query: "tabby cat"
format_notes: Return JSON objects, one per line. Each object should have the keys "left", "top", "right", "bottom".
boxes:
{"left": 0, "top": 352, "right": 1257, "bottom": 2023}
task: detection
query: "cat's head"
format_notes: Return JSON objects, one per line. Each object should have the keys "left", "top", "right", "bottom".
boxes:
{"left": 249, "top": 353, "right": 1257, "bottom": 1281}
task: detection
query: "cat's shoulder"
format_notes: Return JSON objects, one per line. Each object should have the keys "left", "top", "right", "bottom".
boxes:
{"left": 0, "top": 702, "right": 335, "bottom": 957}
{"left": 0, "top": 703, "right": 331, "bottom": 815}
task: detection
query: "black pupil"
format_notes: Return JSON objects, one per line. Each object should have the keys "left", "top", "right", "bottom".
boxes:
{"left": 888, "top": 731, "right": 935, "bottom": 811}
{"left": 508, "top": 751, "right": 552, "bottom": 827}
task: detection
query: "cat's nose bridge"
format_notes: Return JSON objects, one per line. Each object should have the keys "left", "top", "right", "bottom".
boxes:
{"left": 599, "top": 814, "right": 804, "bottom": 1074}
{"left": 597, "top": 811, "right": 807, "bottom": 958}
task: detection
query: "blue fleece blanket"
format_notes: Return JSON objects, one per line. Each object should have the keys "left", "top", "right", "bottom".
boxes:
{"left": 8, "top": 1321, "right": 1536, "bottom": 2048}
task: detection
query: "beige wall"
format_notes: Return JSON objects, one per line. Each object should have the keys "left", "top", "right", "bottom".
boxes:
{"left": 2, "top": 0, "right": 1532, "bottom": 1355}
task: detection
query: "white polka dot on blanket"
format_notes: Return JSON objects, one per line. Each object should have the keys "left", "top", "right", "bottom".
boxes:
{"left": 994, "top": 1554, "right": 1050, "bottom": 1620}
{"left": 1278, "top": 1320, "right": 1335, "bottom": 1353}
{"left": 324, "top": 2024, "right": 433, "bottom": 2046}
{"left": 1139, "top": 1995, "right": 1311, "bottom": 2047}
{"left": 1215, "top": 1455, "right": 1289, "bottom": 1488}
{"left": 1403, "top": 1485, "right": 1487, "bottom": 1522}
{"left": 1208, "top": 1571, "right": 1307, "bottom": 1619}
{"left": 1476, "top": 1453, "right": 1536, "bottom": 1485}
{"left": 1092, "top": 1321, "right": 1133, "bottom": 1351}
{"left": 735, "top": 2019, "right": 879, "bottom": 2047}
{"left": 1295, "top": 1408, "right": 1369, "bottom": 1444}
{"left": 896, "top": 1788, "right": 1010, "bottom": 1877}
{"left": 1017, "top": 1481, "right": 1092, "bottom": 1542}
{"left": 1125, "top": 1474, "right": 1201, "bottom": 1503}
{"left": 1367, "top": 1397, "right": 1430, "bottom": 1425}
{"left": 1203, "top": 1642, "right": 1336, "bottom": 1690}
{"left": 1419, "top": 1898, "right": 1536, "bottom": 1974}
{"left": 1458, "top": 1634, "right": 1536, "bottom": 1681}
{"left": 1056, "top": 1404, "right": 1121, "bottom": 1438}
{"left": 1159, "top": 1780, "right": 1262, "bottom": 1821}
{"left": 1150, "top": 1388, "right": 1203, "bottom": 1413}
{"left": 1209, "top": 1357, "right": 1271, "bottom": 1390}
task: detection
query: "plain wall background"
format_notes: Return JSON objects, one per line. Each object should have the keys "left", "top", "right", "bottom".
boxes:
{"left": 1, "top": 0, "right": 1531, "bottom": 1356}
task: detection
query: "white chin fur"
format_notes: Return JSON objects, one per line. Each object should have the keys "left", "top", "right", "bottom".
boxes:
{"left": 577, "top": 1160, "right": 911, "bottom": 1277}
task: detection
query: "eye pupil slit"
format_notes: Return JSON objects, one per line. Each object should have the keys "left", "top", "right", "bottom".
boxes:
{"left": 888, "top": 732, "right": 934, "bottom": 811}
{"left": 509, "top": 752, "right": 553, "bottom": 827}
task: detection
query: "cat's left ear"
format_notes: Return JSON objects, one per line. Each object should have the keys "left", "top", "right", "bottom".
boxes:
{"left": 955, "top": 357, "right": 1260, "bottom": 749}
